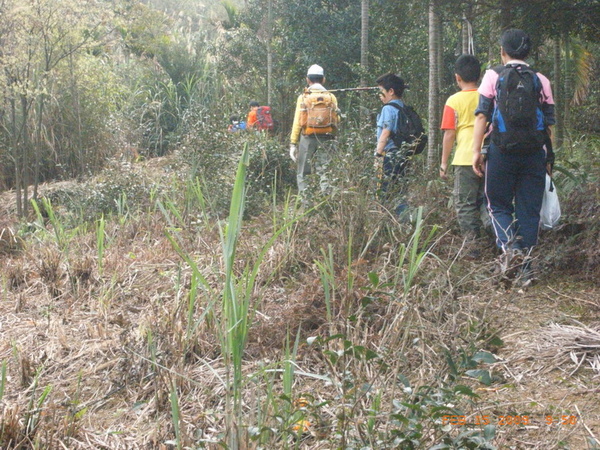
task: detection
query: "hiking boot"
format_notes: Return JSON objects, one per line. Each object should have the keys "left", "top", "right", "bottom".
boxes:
{"left": 516, "top": 257, "right": 535, "bottom": 287}
{"left": 505, "top": 248, "right": 524, "bottom": 279}
{"left": 493, "top": 248, "right": 524, "bottom": 281}
{"left": 501, "top": 248, "right": 525, "bottom": 280}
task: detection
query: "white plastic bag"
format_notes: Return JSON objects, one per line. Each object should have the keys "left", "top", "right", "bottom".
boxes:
{"left": 540, "top": 174, "right": 561, "bottom": 230}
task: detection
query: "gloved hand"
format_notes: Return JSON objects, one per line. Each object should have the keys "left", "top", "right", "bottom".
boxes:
{"left": 289, "top": 144, "right": 297, "bottom": 162}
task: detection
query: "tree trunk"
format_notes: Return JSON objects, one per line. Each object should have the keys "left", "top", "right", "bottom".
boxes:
{"left": 462, "top": 4, "right": 473, "bottom": 55}
{"left": 427, "top": 0, "right": 441, "bottom": 169}
{"left": 266, "top": 0, "right": 273, "bottom": 105}
{"left": 33, "top": 91, "right": 46, "bottom": 201}
{"left": 20, "top": 94, "right": 30, "bottom": 216}
{"left": 360, "top": 0, "right": 369, "bottom": 128}
{"left": 462, "top": 18, "right": 469, "bottom": 55}
{"left": 10, "top": 97, "right": 22, "bottom": 216}
{"left": 436, "top": 15, "right": 443, "bottom": 127}
{"left": 562, "top": 32, "right": 571, "bottom": 146}
{"left": 360, "top": 0, "right": 369, "bottom": 87}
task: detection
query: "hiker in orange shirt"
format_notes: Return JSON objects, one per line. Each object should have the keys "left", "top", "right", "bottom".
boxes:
{"left": 246, "top": 101, "right": 259, "bottom": 129}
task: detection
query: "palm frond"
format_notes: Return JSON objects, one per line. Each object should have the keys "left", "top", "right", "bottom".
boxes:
{"left": 570, "top": 40, "right": 593, "bottom": 106}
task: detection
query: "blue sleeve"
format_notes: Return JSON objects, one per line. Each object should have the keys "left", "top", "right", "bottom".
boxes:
{"left": 542, "top": 104, "right": 556, "bottom": 126}
{"left": 474, "top": 95, "right": 494, "bottom": 121}
{"left": 378, "top": 105, "right": 397, "bottom": 132}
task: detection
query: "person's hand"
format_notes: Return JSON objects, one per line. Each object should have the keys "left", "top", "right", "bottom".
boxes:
{"left": 289, "top": 144, "right": 297, "bottom": 162}
{"left": 439, "top": 163, "right": 448, "bottom": 180}
{"left": 472, "top": 152, "right": 485, "bottom": 177}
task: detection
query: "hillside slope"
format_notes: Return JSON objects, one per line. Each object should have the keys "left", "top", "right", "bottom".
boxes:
{"left": 0, "top": 155, "right": 599, "bottom": 449}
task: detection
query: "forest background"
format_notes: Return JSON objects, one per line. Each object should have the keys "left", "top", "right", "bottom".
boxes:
{"left": 1, "top": 0, "right": 598, "bottom": 208}
{"left": 0, "top": 0, "right": 600, "bottom": 449}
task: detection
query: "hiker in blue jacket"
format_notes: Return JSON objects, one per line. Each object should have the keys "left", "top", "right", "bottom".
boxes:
{"left": 375, "top": 73, "right": 409, "bottom": 216}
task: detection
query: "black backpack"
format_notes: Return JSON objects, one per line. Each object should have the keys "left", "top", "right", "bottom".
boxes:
{"left": 492, "top": 64, "right": 545, "bottom": 152}
{"left": 386, "top": 102, "right": 428, "bottom": 156}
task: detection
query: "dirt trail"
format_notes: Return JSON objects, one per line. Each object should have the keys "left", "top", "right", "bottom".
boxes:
{"left": 474, "top": 280, "right": 600, "bottom": 449}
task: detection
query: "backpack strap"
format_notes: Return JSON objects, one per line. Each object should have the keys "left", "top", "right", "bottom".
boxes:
{"left": 492, "top": 64, "right": 505, "bottom": 74}
{"left": 493, "top": 64, "right": 539, "bottom": 85}
{"left": 493, "top": 63, "right": 544, "bottom": 119}
{"left": 384, "top": 102, "right": 407, "bottom": 138}
{"left": 493, "top": 62, "right": 529, "bottom": 72}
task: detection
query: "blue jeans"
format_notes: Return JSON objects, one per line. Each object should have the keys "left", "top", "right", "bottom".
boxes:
{"left": 378, "top": 149, "right": 408, "bottom": 214}
{"left": 484, "top": 144, "right": 546, "bottom": 251}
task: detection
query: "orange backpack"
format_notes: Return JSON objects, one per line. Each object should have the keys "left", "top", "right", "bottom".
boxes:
{"left": 299, "top": 90, "right": 338, "bottom": 135}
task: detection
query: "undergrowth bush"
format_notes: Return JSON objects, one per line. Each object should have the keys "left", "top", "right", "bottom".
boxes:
{"left": 178, "top": 114, "right": 295, "bottom": 218}
{"left": 43, "top": 162, "right": 163, "bottom": 223}
{"left": 537, "top": 134, "right": 600, "bottom": 280}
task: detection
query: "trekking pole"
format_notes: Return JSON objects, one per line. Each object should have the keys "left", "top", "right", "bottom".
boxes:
{"left": 299, "top": 86, "right": 379, "bottom": 94}
{"left": 327, "top": 86, "right": 379, "bottom": 93}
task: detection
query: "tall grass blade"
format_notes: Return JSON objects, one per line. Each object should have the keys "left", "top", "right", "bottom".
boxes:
{"left": 394, "top": 206, "right": 439, "bottom": 296}
{"left": 0, "top": 361, "right": 6, "bottom": 401}
{"left": 96, "top": 215, "right": 106, "bottom": 276}
{"left": 169, "top": 381, "right": 183, "bottom": 450}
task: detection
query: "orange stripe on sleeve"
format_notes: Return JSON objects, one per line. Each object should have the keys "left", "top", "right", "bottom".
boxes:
{"left": 440, "top": 104, "right": 457, "bottom": 130}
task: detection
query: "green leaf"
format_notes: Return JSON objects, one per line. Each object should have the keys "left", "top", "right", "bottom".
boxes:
{"left": 488, "top": 335, "right": 505, "bottom": 348}
{"left": 453, "top": 385, "right": 479, "bottom": 398}
{"left": 465, "top": 369, "right": 492, "bottom": 386}
{"left": 483, "top": 424, "right": 496, "bottom": 440}
{"left": 365, "top": 349, "right": 380, "bottom": 361}
{"left": 390, "top": 413, "right": 410, "bottom": 425}
{"left": 397, "top": 374, "right": 411, "bottom": 388}
{"left": 472, "top": 351, "right": 498, "bottom": 364}
{"left": 367, "top": 271, "right": 379, "bottom": 287}
{"left": 429, "top": 444, "right": 451, "bottom": 450}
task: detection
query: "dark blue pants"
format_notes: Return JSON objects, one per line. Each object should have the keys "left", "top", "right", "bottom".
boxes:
{"left": 380, "top": 149, "right": 407, "bottom": 192}
{"left": 379, "top": 149, "right": 408, "bottom": 215}
{"left": 484, "top": 144, "right": 546, "bottom": 251}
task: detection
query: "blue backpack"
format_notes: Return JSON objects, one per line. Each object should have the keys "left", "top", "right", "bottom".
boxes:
{"left": 492, "top": 64, "right": 545, "bottom": 152}
{"left": 229, "top": 121, "right": 246, "bottom": 132}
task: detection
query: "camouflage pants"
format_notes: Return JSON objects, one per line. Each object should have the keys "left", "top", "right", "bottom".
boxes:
{"left": 453, "top": 165, "right": 490, "bottom": 238}
{"left": 296, "top": 134, "right": 335, "bottom": 194}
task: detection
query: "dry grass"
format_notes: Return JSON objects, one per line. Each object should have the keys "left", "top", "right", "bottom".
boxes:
{"left": 507, "top": 322, "right": 600, "bottom": 376}
{"left": 0, "top": 157, "right": 599, "bottom": 449}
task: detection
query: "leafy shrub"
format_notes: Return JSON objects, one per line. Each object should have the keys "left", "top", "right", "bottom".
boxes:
{"left": 44, "top": 162, "right": 163, "bottom": 223}
{"left": 178, "top": 113, "right": 295, "bottom": 218}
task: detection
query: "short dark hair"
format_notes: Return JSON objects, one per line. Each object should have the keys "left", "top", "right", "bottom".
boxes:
{"left": 501, "top": 29, "right": 532, "bottom": 60}
{"left": 249, "top": 101, "right": 259, "bottom": 108}
{"left": 455, "top": 54, "right": 481, "bottom": 83}
{"left": 307, "top": 74, "right": 324, "bottom": 84}
{"left": 376, "top": 73, "right": 406, "bottom": 97}
{"left": 230, "top": 115, "right": 240, "bottom": 122}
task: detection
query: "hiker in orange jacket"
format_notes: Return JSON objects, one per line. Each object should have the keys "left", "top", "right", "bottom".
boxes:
{"left": 246, "top": 101, "right": 259, "bottom": 129}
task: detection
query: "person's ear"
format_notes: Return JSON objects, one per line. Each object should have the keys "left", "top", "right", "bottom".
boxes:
{"left": 455, "top": 74, "right": 462, "bottom": 84}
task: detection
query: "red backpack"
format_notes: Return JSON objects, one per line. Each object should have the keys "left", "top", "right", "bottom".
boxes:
{"left": 255, "top": 106, "right": 275, "bottom": 131}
